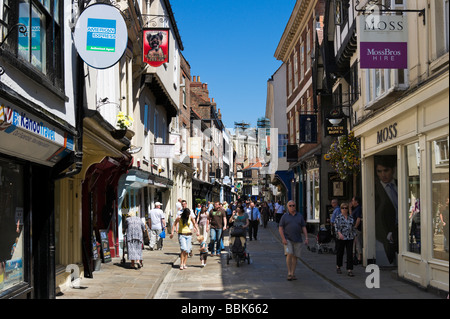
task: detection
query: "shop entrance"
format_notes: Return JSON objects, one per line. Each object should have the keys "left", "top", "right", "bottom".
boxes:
{"left": 373, "top": 148, "right": 398, "bottom": 267}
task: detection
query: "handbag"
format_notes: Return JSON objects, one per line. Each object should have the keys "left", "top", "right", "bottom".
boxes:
{"left": 159, "top": 229, "right": 166, "bottom": 239}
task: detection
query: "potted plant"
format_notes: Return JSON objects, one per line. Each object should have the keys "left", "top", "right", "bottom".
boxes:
{"left": 111, "top": 112, "right": 133, "bottom": 139}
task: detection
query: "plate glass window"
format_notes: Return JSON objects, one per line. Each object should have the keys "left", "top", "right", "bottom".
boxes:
{"left": 0, "top": 158, "right": 25, "bottom": 294}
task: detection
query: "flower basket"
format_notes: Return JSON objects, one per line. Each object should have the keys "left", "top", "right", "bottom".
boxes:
{"left": 116, "top": 112, "right": 133, "bottom": 130}
{"left": 328, "top": 131, "right": 361, "bottom": 180}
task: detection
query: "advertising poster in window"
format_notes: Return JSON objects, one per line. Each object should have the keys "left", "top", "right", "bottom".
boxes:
{"left": 143, "top": 29, "right": 169, "bottom": 67}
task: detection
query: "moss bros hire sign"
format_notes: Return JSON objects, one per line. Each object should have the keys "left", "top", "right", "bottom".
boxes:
{"left": 359, "top": 15, "right": 408, "bottom": 69}
{"left": 73, "top": 4, "right": 128, "bottom": 69}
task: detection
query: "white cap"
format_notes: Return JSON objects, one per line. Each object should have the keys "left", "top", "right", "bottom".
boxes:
{"left": 155, "top": 202, "right": 162, "bottom": 206}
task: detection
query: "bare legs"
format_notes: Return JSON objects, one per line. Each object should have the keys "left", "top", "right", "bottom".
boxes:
{"left": 286, "top": 254, "right": 298, "bottom": 280}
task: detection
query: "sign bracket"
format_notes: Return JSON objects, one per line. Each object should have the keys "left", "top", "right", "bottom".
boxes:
{"left": 355, "top": 0, "right": 426, "bottom": 25}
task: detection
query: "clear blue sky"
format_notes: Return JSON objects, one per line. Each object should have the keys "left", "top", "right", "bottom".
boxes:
{"left": 171, "top": 0, "right": 296, "bottom": 130}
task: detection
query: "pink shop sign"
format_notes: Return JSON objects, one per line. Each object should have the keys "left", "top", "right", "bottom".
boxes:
{"left": 360, "top": 42, "right": 407, "bottom": 69}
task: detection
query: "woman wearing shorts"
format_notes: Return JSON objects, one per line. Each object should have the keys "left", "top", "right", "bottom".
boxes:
{"left": 170, "top": 208, "right": 199, "bottom": 270}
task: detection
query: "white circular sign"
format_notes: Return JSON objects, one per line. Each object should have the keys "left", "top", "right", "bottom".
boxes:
{"left": 73, "top": 4, "right": 128, "bottom": 69}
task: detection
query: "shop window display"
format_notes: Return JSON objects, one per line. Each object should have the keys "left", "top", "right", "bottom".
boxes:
{"left": 406, "top": 143, "right": 421, "bottom": 254}
{"left": 0, "top": 158, "right": 25, "bottom": 294}
{"left": 432, "top": 137, "right": 449, "bottom": 261}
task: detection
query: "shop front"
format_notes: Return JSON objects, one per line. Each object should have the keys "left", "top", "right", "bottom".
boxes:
{"left": 354, "top": 73, "right": 448, "bottom": 291}
{"left": 1, "top": 99, "right": 76, "bottom": 298}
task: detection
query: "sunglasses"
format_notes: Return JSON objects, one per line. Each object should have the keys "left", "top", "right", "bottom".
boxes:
{"left": 341, "top": 206, "right": 349, "bottom": 209}
{"left": 288, "top": 205, "right": 295, "bottom": 207}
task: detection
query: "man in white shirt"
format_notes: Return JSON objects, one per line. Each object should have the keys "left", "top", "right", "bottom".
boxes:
{"left": 245, "top": 201, "right": 261, "bottom": 241}
{"left": 148, "top": 202, "right": 166, "bottom": 250}
{"left": 176, "top": 198, "right": 182, "bottom": 214}
{"left": 275, "top": 200, "right": 285, "bottom": 224}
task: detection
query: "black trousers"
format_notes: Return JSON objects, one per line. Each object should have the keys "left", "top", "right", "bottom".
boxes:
{"left": 336, "top": 239, "right": 354, "bottom": 270}
{"left": 248, "top": 220, "right": 259, "bottom": 240}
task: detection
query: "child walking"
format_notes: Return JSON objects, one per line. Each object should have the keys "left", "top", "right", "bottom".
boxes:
{"left": 197, "top": 235, "right": 208, "bottom": 267}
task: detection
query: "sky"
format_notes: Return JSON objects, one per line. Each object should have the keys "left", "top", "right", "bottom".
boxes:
{"left": 170, "top": 0, "right": 296, "bottom": 130}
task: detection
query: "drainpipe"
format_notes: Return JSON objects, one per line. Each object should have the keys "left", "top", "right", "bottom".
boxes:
{"left": 53, "top": 3, "right": 85, "bottom": 181}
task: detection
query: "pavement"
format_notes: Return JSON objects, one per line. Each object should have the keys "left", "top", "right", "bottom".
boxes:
{"left": 56, "top": 220, "right": 447, "bottom": 300}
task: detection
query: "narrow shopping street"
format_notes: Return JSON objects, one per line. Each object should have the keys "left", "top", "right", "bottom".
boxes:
{"left": 57, "top": 220, "right": 441, "bottom": 301}
{"left": 154, "top": 221, "right": 350, "bottom": 299}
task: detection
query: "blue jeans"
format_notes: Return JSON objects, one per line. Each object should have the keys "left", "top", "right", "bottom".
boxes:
{"left": 209, "top": 228, "right": 222, "bottom": 255}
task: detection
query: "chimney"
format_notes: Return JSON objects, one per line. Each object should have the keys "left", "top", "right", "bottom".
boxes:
{"left": 193, "top": 76, "right": 197, "bottom": 82}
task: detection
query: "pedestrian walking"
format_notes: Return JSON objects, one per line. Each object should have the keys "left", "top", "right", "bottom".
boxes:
{"left": 196, "top": 205, "right": 209, "bottom": 241}
{"left": 335, "top": 202, "right": 357, "bottom": 277}
{"left": 275, "top": 200, "right": 285, "bottom": 224}
{"left": 261, "top": 201, "right": 270, "bottom": 228}
{"left": 208, "top": 201, "right": 227, "bottom": 256}
{"left": 124, "top": 211, "right": 146, "bottom": 269}
{"left": 148, "top": 202, "right": 166, "bottom": 250}
{"left": 197, "top": 235, "right": 208, "bottom": 267}
{"left": 246, "top": 201, "right": 261, "bottom": 240}
{"left": 177, "top": 199, "right": 197, "bottom": 257}
{"left": 195, "top": 203, "right": 202, "bottom": 217}
{"left": 278, "top": 200, "right": 309, "bottom": 281}
{"left": 170, "top": 208, "right": 199, "bottom": 270}
{"left": 268, "top": 200, "right": 274, "bottom": 221}
{"left": 350, "top": 196, "right": 362, "bottom": 265}
{"left": 330, "top": 198, "right": 341, "bottom": 252}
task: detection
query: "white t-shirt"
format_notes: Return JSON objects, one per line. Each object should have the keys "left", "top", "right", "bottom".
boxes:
{"left": 148, "top": 208, "right": 165, "bottom": 230}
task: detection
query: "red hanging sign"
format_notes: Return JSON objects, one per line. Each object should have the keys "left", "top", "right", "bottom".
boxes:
{"left": 143, "top": 29, "right": 169, "bottom": 67}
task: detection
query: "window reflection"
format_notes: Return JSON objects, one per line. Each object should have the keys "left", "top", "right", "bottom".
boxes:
{"left": 406, "top": 142, "right": 421, "bottom": 254}
{"left": 432, "top": 137, "right": 449, "bottom": 261}
{"left": 18, "top": 1, "right": 46, "bottom": 73}
{"left": 0, "top": 158, "right": 24, "bottom": 293}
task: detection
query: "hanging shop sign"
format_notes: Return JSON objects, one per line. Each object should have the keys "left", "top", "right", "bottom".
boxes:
{"left": 359, "top": 15, "right": 408, "bottom": 69}
{"left": 0, "top": 101, "right": 74, "bottom": 166}
{"left": 286, "top": 144, "right": 298, "bottom": 162}
{"left": 326, "top": 109, "right": 348, "bottom": 136}
{"left": 189, "top": 137, "right": 201, "bottom": 159}
{"left": 299, "top": 114, "right": 318, "bottom": 144}
{"left": 73, "top": 3, "right": 128, "bottom": 69}
{"left": 152, "top": 143, "right": 175, "bottom": 158}
{"left": 143, "top": 29, "right": 170, "bottom": 67}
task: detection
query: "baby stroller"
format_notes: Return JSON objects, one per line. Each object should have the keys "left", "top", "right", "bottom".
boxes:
{"left": 226, "top": 226, "right": 250, "bottom": 267}
{"left": 316, "top": 224, "right": 333, "bottom": 254}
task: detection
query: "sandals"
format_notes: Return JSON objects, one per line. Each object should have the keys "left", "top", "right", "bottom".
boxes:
{"left": 287, "top": 275, "right": 298, "bottom": 281}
